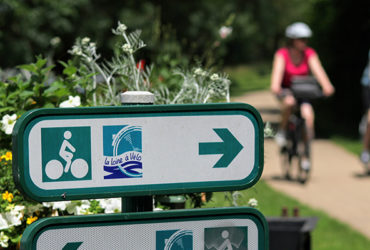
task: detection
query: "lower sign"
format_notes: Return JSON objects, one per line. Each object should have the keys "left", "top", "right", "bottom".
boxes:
{"left": 13, "top": 103, "right": 263, "bottom": 201}
{"left": 21, "top": 207, "right": 268, "bottom": 250}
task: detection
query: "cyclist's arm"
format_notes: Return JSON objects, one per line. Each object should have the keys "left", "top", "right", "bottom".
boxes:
{"left": 271, "top": 53, "right": 285, "bottom": 95}
{"left": 308, "top": 54, "right": 335, "bottom": 96}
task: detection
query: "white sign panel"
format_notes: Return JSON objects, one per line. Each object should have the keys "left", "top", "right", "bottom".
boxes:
{"left": 20, "top": 208, "right": 268, "bottom": 250}
{"left": 13, "top": 104, "right": 263, "bottom": 201}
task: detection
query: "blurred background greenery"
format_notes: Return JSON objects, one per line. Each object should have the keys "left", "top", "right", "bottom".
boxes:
{"left": 1, "top": 0, "right": 369, "bottom": 137}
{"left": 0, "top": 1, "right": 369, "bottom": 248}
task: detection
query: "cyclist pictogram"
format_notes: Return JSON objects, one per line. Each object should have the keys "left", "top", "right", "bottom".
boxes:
{"left": 204, "top": 226, "right": 248, "bottom": 250}
{"left": 42, "top": 127, "right": 91, "bottom": 182}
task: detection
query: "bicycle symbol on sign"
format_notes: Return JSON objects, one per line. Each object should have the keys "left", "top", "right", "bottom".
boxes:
{"left": 44, "top": 130, "right": 89, "bottom": 180}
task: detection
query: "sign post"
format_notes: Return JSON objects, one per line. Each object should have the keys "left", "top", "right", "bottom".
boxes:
{"left": 21, "top": 207, "right": 268, "bottom": 250}
{"left": 13, "top": 103, "right": 264, "bottom": 202}
{"left": 120, "top": 91, "right": 155, "bottom": 212}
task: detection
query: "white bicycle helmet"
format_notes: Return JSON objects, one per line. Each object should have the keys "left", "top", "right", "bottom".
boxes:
{"left": 285, "top": 22, "right": 312, "bottom": 39}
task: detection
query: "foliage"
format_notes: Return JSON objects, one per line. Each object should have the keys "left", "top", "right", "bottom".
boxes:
{"left": 0, "top": 0, "right": 315, "bottom": 70}
{"left": 225, "top": 63, "right": 271, "bottom": 96}
{"left": 0, "top": 0, "right": 90, "bottom": 67}
{"left": 0, "top": 21, "right": 233, "bottom": 248}
{"left": 0, "top": 150, "right": 49, "bottom": 248}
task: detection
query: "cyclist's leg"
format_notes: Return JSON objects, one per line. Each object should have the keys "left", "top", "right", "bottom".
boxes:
{"left": 276, "top": 90, "right": 296, "bottom": 146}
{"left": 300, "top": 102, "right": 315, "bottom": 142}
{"left": 280, "top": 93, "right": 296, "bottom": 130}
{"left": 61, "top": 151, "right": 73, "bottom": 172}
{"left": 299, "top": 102, "right": 314, "bottom": 170}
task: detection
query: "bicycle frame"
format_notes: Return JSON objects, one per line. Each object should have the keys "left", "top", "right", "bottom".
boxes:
{"left": 280, "top": 102, "right": 311, "bottom": 184}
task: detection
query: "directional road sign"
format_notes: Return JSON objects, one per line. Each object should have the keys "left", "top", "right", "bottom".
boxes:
{"left": 13, "top": 103, "right": 263, "bottom": 201}
{"left": 20, "top": 207, "right": 268, "bottom": 250}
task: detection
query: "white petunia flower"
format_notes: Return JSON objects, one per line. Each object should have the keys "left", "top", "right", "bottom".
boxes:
{"left": 42, "top": 202, "right": 52, "bottom": 208}
{"left": 65, "top": 202, "right": 78, "bottom": 214}
{"left": 210, "top": 73, "right": 220, "bottom": 81}
{"left": 5, "top": 205, "right": 25, "bottom": 227}
{"left": 219, "top": 26, "right": 233, "bottom": 39}
{"left": 66, "top": 200, "right": 91, "bottom": 215}
{"left": 98, "top": 198, "right": 121, "bottom": 213}
{"left": 1, "top": 114, "right": 17, "bottom": 135}
{"left": 247, "top": 198, "right": 258, "bottom": 208}
{"left": 0, "top": 214, "right": 9, "bottom": 230}
{"left": 59, "top": 96, "right": 81, "bottom": 108}
{"left": 43, "top": 201, "right": 71, "bottom": 211}
{"left": 0, "top": 231, "right": 9, "bottom": 248}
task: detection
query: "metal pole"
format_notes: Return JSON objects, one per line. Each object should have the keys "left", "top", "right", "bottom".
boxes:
{"left": 121, "top": 91, "right": 154, "bottom": 212}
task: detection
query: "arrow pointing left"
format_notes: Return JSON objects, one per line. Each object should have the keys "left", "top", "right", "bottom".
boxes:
{"left": 62, "top": 242, "right": 83, "bottom": 250}
{"left": 199, "top": 128, "right": 244, "bottom": 168}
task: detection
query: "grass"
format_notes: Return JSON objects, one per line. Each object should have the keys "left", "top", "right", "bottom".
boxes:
{"left": 331, "top": 135, "right": 363, "bottom": 156}
{"left": 224, "top": 62, "right": 271, "bottom": 96}
{"left": 202, "top": 180, "right": 370, "bottom": 250}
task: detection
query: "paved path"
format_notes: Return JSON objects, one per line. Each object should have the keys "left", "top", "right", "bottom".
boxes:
{"left": 233, "top": 90, "right": 370, "bottom": 239}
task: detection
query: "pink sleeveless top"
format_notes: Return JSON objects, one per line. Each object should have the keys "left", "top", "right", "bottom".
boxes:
{"left": 277, "top": 47, "right": 316, "bottom": 88}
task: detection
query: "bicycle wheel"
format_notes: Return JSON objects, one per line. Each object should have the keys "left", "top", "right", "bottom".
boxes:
{"left": 297, "top": 123, "right": 311, "bottom": 184}
{"left": 45, "top": 160, "right": 64, "bottom": 180}
{"left": 280, "top": 145, "right": 292, "bottom": 180}
{"left": 280, "top": 125, "right": 296, "bottom": 180}
{"left": 71, "top": 158, "right": 89, "bottom": 179}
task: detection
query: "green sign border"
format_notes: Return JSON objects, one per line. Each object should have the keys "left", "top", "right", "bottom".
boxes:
{"left": 21, "top": 207, "right": 268, "bottom": 250}
{"left": 13, "top": 103, "right": 264, "bottom": 202}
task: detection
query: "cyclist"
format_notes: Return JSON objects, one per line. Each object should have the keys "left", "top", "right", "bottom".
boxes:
{"left": 59, "top": 130, "right": 76, "bottom": 173}
{"left": 360, "top": 49, "right": 370, "bottom": 166}
{"left": 270, "top": 22, "right": 335, "bottom": 169}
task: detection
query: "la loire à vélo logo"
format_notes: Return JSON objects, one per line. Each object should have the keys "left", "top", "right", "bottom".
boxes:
{"left": 103, "top": 125, "right": 143, "bottom": 179}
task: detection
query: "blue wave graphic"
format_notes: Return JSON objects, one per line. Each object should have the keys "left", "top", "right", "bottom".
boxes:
{"left": 112, "top": 126, "right": 142, "bottom": 156}
{"left": 104, "top": 161, "right": 142, "bottom": 179}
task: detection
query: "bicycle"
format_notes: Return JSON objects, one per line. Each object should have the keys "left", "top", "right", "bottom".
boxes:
{"left": 279, "top": 76, "right": 323, "bottom": 184}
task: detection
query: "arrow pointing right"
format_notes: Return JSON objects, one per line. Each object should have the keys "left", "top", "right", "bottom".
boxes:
{"left": 199, "top": 128, "right": 244, "bottom": 168}
{"left": 62, "top": 242, "right": 83, "bottom": 250}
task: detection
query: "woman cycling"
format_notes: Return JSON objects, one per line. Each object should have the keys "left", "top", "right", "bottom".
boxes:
{"left": 270, "top": 22, "right": 335, "bottom": 169}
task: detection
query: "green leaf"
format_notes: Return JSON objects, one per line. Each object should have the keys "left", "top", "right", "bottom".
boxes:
{"left": 10, "top": 234, "right": 22, "bottom": 243}
{"left": 44, "top": 81, "right": 65, "bottom": 95}
{"left": 42, "top": 103, "right": 55, "bottom": 108}
{"left": 63, "top": 66, "right": 77, "bottom": 76}
{"left": 41, "top": 65, "right": 55, "bottom": 75}
{"left": 7, "top": 76, "right": 20, "bottom": 84}
{"left": 17, "top": 64, "right": 37, "bottom": 73}
{"left": 35, "top": 57, "right": 47, "bottom": 69}
{"left": 6, "top": 91, "right": 19, "bottom": 100}
{"left": 59, "top": 61, "right": 69, "bottom": 68}
{"left": 0, "top": 107, "right": 14, "bottom": 113}
{"left": 19, "top": 90, "right": 34, "bottom": 99}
